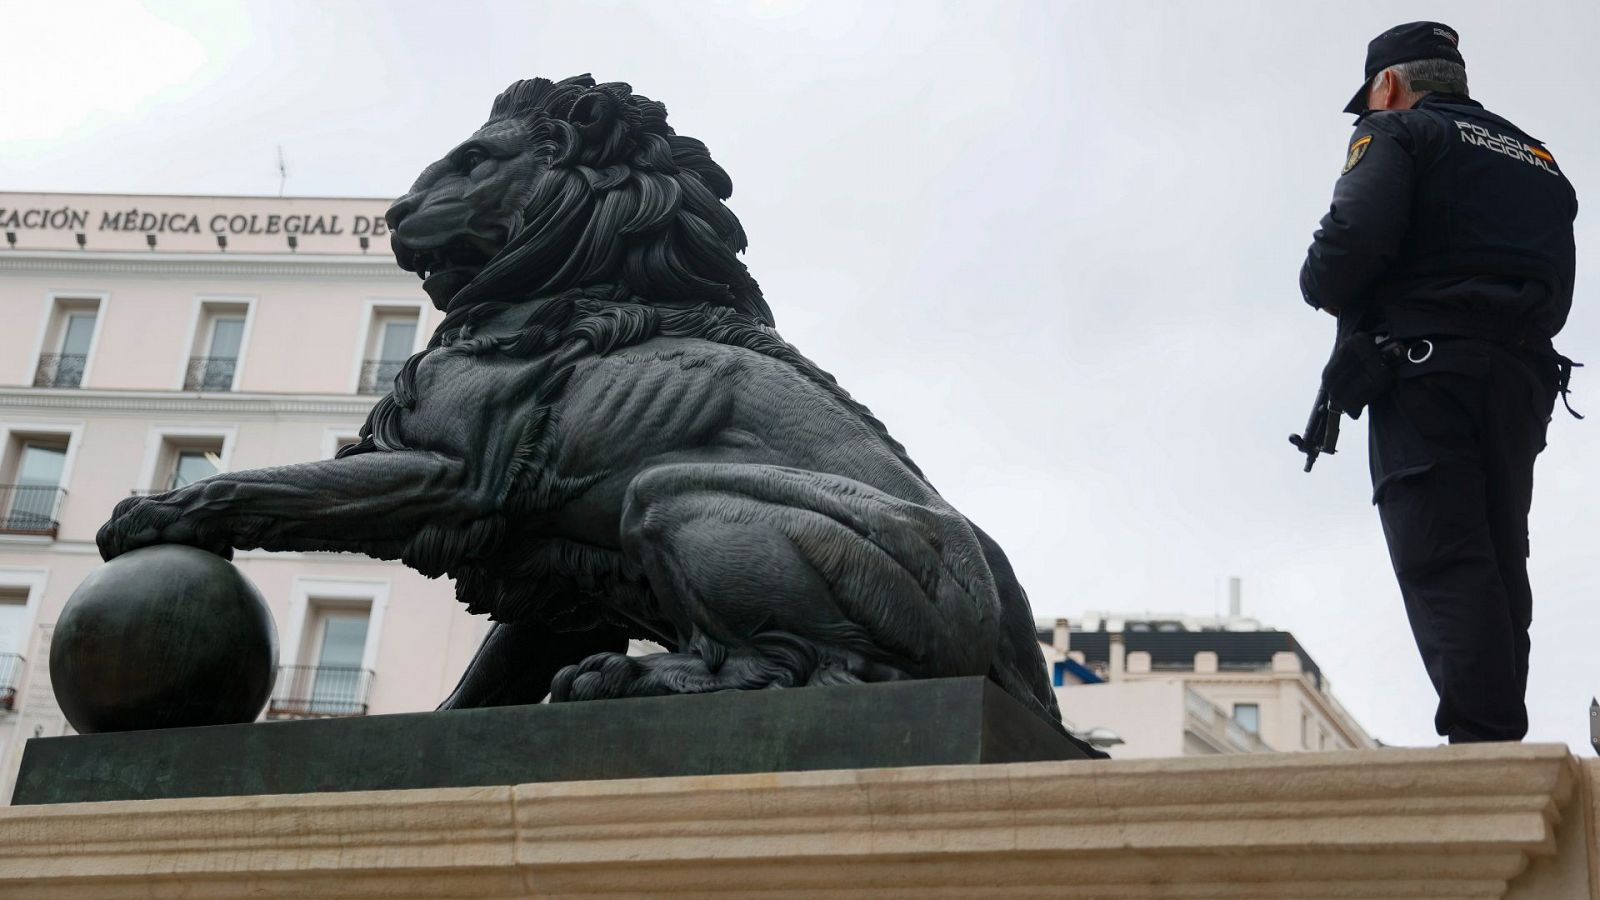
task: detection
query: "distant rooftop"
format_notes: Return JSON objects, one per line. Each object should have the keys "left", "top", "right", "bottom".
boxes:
{"left": 1037, "top": 614, "right": 1326, "bottom": 690}
{"left": 1045, "top": 611, "right": 1267, "bottom": 634}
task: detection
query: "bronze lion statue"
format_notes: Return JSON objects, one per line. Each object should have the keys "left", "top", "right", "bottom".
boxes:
{"left": 98, "top": 75, "right": 1068, "bottom": 736}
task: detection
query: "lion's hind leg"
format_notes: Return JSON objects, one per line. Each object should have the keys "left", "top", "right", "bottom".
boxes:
{"left": 549, "top": 462, "right": 1000, "bottom": 702}
{"left": 439, "top": 620, "right": 628, "bottom": 709}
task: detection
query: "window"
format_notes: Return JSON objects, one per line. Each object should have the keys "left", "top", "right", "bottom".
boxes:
{"left": 377, "top": 319, "right": 417, "bottom": 364}
{"left": 169, "top": 449, "right": 219, "bottom": 489}
{"left": 1232, "top": 703, "right": 1260, "bottom": 735}
{"left": 184, "top": 299, "right": 252, "bottom": 391}
{"left": 271, "top": 582, "right": 384, "bottom": 719}
{"left": 139, "top": 431, "right": 229, "bottom": 494}
{"left": 305, "top": 602, "right": 368, "bottom": 714}
{"left": 0, "top": 588, "right": 27, "bottom": 655}
{"left": 0, "top": 587, "right": 26, "bottom": 710}
{"left": 316, "top": 611, "right": 369, "bottom": 668}
{"left": 17, "top": 444, "right": 65, "bottom": 487}
{"left": 33, "top": 297, "right": 102, "bottom": 388}
{"left": 2, "top": 436, "right": 70, "bottom": 536}
{"left": 193, "top": 315, "right": 245, "bottom": 390}
{"left": 209, "top": 316, "right": 246, "bottom": 359}
{"left": 357, "top": 305, "right": 423, "bottom": 394}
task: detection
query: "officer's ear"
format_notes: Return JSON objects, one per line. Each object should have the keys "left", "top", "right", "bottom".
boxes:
{"left": 1367, "top": 70, "right": 1395, "bottom": 111}
{"left": 1368, "top": 68, "right": 1415, "bottom": 112}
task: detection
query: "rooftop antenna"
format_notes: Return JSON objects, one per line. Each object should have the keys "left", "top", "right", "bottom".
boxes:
{"left": 276, "top": 144, "right": 289, "bottom": 197}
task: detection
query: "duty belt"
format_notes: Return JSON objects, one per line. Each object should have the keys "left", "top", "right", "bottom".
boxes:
{"left": 1388, "top": 332, "right": 1583, "bottom": 419}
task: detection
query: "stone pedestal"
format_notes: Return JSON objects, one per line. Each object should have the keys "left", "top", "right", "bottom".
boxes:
{"left": 0, "top": 743, "right": 1594, "bottom": 898}
{"left": 11, "top": 678, "right": 1092, "bottom": 804}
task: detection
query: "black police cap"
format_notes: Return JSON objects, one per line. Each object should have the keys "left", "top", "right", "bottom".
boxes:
{"left": 1343, "top": 21, "right": 1465, "bottom": 114}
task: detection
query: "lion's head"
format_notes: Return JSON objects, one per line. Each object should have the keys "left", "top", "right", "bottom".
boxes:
{"left": 385, "top": 75, "right": 770, "bottom": 324}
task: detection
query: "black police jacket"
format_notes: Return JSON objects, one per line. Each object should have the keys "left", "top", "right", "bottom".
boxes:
{"left": 1300, "top": 94, "right": 1578, "bottom": 343}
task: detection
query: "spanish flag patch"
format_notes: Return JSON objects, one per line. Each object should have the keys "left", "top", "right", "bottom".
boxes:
{"left": 1342, "top": 135, "right": 1373, "bottom": 175}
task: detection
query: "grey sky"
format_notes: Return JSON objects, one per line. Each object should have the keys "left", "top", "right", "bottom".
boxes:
{"left": 3, "top": 0, "right": 1596, "bottom": 753}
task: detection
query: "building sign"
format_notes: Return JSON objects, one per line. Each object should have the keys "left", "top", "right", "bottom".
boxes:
{"left": 0, "top": 207, "right": 389, "bottom": 238}
{"left": 0, "top": 192, "right": 398, "bottom": 256}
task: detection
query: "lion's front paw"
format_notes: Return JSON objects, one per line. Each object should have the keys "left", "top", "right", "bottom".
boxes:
{"left": 95, "top": 494, "right": 233, "bottom": 562}
{"left": 96, "top": 496, "right": 173, "bottom": 561}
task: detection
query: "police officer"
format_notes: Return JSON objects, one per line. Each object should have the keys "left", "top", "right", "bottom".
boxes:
{"left": 1300, "top": 22, "right": 1579, "bottom": 743}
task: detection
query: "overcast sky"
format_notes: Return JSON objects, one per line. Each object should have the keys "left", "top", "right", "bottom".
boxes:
{"left": 3, "top": 0, "right": 1596, "bottom": 753}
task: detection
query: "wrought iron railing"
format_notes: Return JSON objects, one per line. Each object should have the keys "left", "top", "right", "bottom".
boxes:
{"left": 32, "top": 354, "right": 87, "bottom": 388}
{"left": 0, "top": 485, "right": 66, "bottom": 537}
{"left": 183, "top": 356, "right": 238, "bottom": 391}
{"left": 0, "top": 653, "right": 23, "bottom": 711}
{"left": 267, "top": 665, "right": 373, "bottom": 718}
{"left": 357, "top": 358, "right": 406, "bottom": 395}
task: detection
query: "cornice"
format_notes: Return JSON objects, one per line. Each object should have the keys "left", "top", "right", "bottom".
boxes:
{"left": 0, "top": 250, "right": 412, "bottom": 280}
{"left": 0, "top": 387, "right": 377, "bottom": 418}
{"left": 0, "top": 746, "right": 1586, "bottom": 897}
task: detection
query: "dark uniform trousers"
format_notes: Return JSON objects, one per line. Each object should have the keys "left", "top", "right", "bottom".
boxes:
{"left": 1368, "top": 338, "right": 1557, "bottom": 742}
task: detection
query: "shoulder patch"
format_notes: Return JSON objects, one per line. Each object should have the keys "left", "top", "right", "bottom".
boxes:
{"left": 1342, "top": 135, "right": 1373, "bottom": 175}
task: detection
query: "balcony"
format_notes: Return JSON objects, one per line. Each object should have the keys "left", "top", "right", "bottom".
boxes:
{"left": 0, "top": 652, "right": 22, "bottom": 711}
{"left": 183, "top": 356, "right": 238, "bottom": 392}
{"left": 1184, "top": 688, "right": 1274, "bottom": 754}
{"left": 267, "top": 665, "right": 373, "bottom": 718}
{"left": 0, "top": 485, "right": 66, "bottom": 538}
{"left": 357, "top": 358, "right": 406, "bottom": 395}
{"left": 32, "top": 354, "right": 86, "bottom": 389}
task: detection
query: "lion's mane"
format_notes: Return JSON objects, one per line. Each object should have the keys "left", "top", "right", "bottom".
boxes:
{"left": 440, "top": 75, "right": 771, "bottom": 327}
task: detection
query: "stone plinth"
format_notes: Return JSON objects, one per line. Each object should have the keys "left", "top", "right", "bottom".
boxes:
{"left": 12, "top": 677, "right": 1093, "bottom": 804}
{"left": 0, "top": 743, "right": 1593, "bottom": 898}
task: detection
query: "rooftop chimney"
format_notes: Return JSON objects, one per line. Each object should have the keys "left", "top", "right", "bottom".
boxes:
{"left": 1228, "top": 576, "right": 1242, "bottom": 619}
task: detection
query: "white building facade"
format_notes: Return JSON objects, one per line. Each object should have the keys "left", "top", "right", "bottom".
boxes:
{"left": 1041, "top": 611, "right": 1377, "bottom": 758}
{"left": 0, "top": 192, "right": 492, "bottom": 801}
